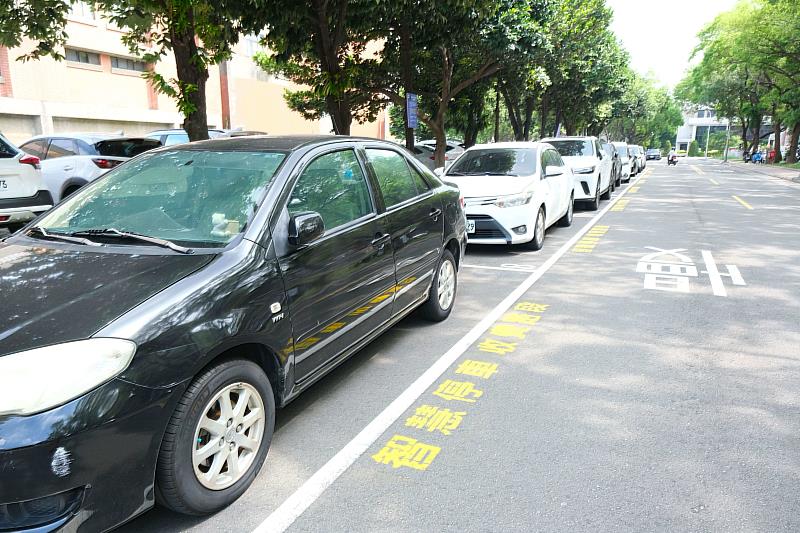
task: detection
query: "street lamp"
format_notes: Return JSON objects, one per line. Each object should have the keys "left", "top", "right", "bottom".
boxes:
{"left": 723, "top": 119, "right": 731, "bottom": 163}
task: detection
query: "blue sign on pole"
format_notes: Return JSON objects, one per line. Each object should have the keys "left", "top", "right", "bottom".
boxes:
{"left": 406, "top": 93, "right": 418, "bottom": 129}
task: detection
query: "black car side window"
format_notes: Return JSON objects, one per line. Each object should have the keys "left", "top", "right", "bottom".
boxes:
{"left": 288, "top": 149, "right": 374, "bottom": 231}
{"left": 365, "top": 148, "right": 424, "bottom": 207}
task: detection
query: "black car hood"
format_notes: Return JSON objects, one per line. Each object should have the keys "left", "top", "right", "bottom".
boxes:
{"left": 0, "top": 242, "right": 213, "bottom": 354}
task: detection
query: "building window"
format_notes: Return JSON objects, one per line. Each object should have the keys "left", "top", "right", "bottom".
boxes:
{"left": 69, "top": 1, "right": 95, "bottom": 20}
{"left": 65, "top": 48, "right": 100, "bottom": 65}
{"left": 111, "top": 56, "right": 147, "bottom": 72}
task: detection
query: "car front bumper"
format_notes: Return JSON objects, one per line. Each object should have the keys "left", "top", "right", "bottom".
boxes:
{"left": 572, "top": 172, "right": 599, "bottom": 201}
{"left": 0, "top": 190, "right": 54, "bottom": 226}
{"left": 465, "top": 203, "right": 537, "bottom": 245}
{"left": 0, "top": 379, "right": 179, "bottom": 532}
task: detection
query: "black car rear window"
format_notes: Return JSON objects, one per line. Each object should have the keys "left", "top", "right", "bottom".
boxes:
{"left": 95, "top": 139, "right": 162, "bottom": 158}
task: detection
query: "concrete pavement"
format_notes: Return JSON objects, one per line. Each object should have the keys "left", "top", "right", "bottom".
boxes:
{"left": 122, "top": 159, "right": 800, "bottom": 532}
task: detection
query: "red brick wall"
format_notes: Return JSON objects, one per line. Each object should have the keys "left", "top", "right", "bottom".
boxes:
{"left": 0, "top": 46, "right": 12, "bottom": 98}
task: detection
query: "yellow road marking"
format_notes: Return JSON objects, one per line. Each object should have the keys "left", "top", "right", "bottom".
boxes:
{"left": 709, "top": 178, "right": 719, "bottom": 185}
{"left": 732, "top": 195, "right": 754, "bottom": 210}
{"left": 629, "top": 186, "right": 640, "bottom": 193}
{"left": 690, "top": 165, "right": 705, "bottom": 175}
{"left": 611, "top": 198, "right": 630, "bottom": 212}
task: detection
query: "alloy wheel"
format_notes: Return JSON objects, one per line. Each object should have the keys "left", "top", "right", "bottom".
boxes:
{"left": 192, "top": 382, "right": 266, "bottom": 490}
{"left": 437, "top": 259, "right": 456, "bottom": 310}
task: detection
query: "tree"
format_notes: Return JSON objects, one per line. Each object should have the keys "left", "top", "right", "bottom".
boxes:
{"left": 255, "top": 0, "right": 387, "bottom": 135}
{"left": 688, "top": 140, "right": 700, "bottom": 157}
{"left": 660, "top": 139, "right": 672, "bottom": 156}
{"left": 607, "top": 73, "right": 682, "bottom": 146}
{"left": 1, "top": 0, "right": 262, "bottom": 141}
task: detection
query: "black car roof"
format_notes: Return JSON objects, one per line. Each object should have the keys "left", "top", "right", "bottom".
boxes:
{"left": 164, "top": 135, "right": 394, "bottom": 153}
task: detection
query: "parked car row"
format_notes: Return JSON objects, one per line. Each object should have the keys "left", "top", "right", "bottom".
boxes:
{"left": 1, "top": 128, "right": 265, "bottom": 234}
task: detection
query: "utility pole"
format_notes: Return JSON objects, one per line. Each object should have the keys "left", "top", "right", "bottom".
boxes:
{"left": 705, "top": 124, "right": 710, "bottom": 158}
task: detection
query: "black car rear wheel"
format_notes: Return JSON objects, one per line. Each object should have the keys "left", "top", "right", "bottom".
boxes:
{"left": 156, "top": 359, "right": 275, "bottom": 515}
{"left": 419, "top": 249, "right": 457, "bottom": 322}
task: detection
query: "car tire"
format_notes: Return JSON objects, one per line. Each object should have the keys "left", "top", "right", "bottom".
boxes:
{"left": 419, "top": 249, "right": 458, "bottom": 322}
{"left": 557, "top": 195, "right": 574, "bottom": 227}
{"left": 615, "top": 173, "right": 622, "bottom": 187}
{"left": 586, "top": 183, "right": 600, "bottom": 211}
{"left": 525, "top": 206, "right": 546, "bottom": 250}
{"left": 601, "top": 179, "right": 612, "bottom": 200}
{"left": 156, "top": 359, "right": 275, "bottom": 516}
{"left": 5, "top": 223, "right": 25, "bottom": 233}
{"left": 62, "top": 185, "right": 82, "bottom": 199}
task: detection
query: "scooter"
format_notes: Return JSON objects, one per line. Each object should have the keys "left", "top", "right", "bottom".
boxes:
{"left": 667, "top": 155, "right": 678, "bottom": 166}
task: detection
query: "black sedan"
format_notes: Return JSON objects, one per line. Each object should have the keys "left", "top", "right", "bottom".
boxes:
{"left": 645, "top": 148, "right": 662, "bottom": 160}
{"left": 0, "top": 136, "right": 466, "bottom": 532}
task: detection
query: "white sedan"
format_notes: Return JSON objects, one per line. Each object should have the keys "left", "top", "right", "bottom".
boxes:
{"left": 441, "top": 142, "right": 574, "bottom": 250}
{"left": 541, "top": 136, "right": 613, "bottom": 210}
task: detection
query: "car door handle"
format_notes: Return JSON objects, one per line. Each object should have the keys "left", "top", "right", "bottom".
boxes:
{"left": 371, "top": 233, "right": 391, "bottom": 248}
{"left": 63, "top": 166, "right": 74, "bottom": 171}
{"left": 429, "top": 208, "right": 442, "bottom": 220}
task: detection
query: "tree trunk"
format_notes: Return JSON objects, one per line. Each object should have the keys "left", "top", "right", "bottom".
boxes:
{"left": 772, "top": 116, "right": 782, "bottom": 164}
{"left": 464, "top": 96, "right": 480, "bottom": 148}
{"left": 500, "top": 84, "right": 523, "bottom": 141}
{"left": 749, "top": 118, "right": 762, "bottom": 152}
{"left": 522, "top": 97, "right": 535, "bottom": 141}
{"left": 432, "top": 120, "right": 447, "bottom": 168}
{"left": 399, "top": 20, "right": 414, "bottom": 150}
{"left": 786, "top": 122, "right": 800, "bottom": 164}
{"left": 493, "top": 81, "right": 500, "bottom": 142}
{"left": 553, "top": 106, "right": 561, "bottom": 137}
{"left": 539, "top": 95, "right": 548, "bottom": 140}
{"left": 325, "top": 96, "right": 352, "bottom": 135}
{"left": 170, "top": 17, "right": 209, "bottom": 141}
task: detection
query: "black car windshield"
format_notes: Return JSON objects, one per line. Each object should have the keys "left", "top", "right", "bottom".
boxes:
{"left": 36, "top": 149, "right": 287, "bottom": 247}
{"left": 447, "top": 148, "right": 538, "bottom": 176}
{"left": 548, "top": 140, "right": 593, "bottom": 157}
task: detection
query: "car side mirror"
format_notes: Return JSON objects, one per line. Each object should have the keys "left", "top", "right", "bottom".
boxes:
{"left": 433, "top": 167, "right": 445, "bottom": 177}
{"left": 545, "top": 165, "right": 565, "bottom": 178}
{"left": 288, "top": 211, "right": 325, "bottom": 247}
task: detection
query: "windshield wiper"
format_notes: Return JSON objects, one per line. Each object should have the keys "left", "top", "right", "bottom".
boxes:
{"left": 446, "top": 171, "right": 466, "bottom": 176}
{"left": 466, "top": 172, "right": 519, "bottom": 176}
{"left": 27, "top": 226, "right": 103, "bottom": 247}
{"left": 69, "top": 228, "right": 194, "bottom": 254}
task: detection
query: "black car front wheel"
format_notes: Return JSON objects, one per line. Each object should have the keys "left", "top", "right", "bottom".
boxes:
{"left": 156, "top": 359, "right": 275, "bottom": 515}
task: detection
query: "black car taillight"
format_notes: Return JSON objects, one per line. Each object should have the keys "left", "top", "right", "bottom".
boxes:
{"left": 92, "top": 158, "right": 119, "bottom": 169}
{"left": 19, "top": 154, "right": 41, "bottom": 169}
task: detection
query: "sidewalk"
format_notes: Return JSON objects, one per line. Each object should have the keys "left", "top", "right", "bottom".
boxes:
{"left": 718, "top": 159, "right": 800, "bottom": 183}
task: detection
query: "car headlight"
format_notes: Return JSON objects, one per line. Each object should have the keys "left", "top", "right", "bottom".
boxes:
{"left": 0, "top": 339, "right": 136, "bottom": 416}
{"left": 573, "top": 166, "right": 596, "bottom": 174}
{"left": 494, "top": 191, "right": 534, "bottom": 208}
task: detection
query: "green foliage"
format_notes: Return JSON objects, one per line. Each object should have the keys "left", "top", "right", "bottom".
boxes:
{"left": 688, "top": 140, "right": 701, "bottom": 157}
{"left": 606, "top": 72, "right": 682, "bottom": 145}
{"left": 0, "top": 0, "right": 70, "bottom": 60}
{"left": 660, "top": 139, "right": 672, "bottom": 156}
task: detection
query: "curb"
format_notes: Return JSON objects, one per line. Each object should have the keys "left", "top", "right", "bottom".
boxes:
{"left": 718, "top": 160, "right": 800, "bottom": 184}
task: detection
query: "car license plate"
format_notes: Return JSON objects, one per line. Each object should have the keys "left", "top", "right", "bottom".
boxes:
{"left": 467, "top": 219, "right": 476, "bottom": 234}
{"left": 0, "top": 180, "right": 6, "bottom": 190}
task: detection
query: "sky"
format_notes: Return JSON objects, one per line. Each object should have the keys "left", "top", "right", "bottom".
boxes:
{"left": 606, "top": 0, "right": 739, "bottom": 89}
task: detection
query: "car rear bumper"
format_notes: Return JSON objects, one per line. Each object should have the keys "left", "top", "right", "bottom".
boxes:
{"left": 0, "top": 379, "right": 178, "bottom": 532}
{"left": 0, "top": 190, "right": 54, "bottom": 226}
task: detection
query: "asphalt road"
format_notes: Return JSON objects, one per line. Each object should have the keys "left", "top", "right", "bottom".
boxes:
{"left": 119, "top": 158, "right": 800, "bottom": 532}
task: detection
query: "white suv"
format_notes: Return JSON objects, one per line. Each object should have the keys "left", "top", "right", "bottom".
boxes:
{"left": 0, "top": 133, "right": 53, "bottom": 232}
{"left": 19, "top": 134, "right": 160, "bottom": 203}
{"left": 541, "top": 136, "right": 613, "bottom": 210}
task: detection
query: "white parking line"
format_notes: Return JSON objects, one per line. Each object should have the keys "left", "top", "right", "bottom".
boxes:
{"left": 252, "top": 174, "right": 645, "bottom": 533}
{"left": 462, "top": 264, "right": 537, "bottom": 273}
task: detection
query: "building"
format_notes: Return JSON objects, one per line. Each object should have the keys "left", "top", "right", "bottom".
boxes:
{"left": 674, "top": 107, "right": 729, "bottom": 152}
{"left": 0, "top": 4, "right": 387, "bottom": 144}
